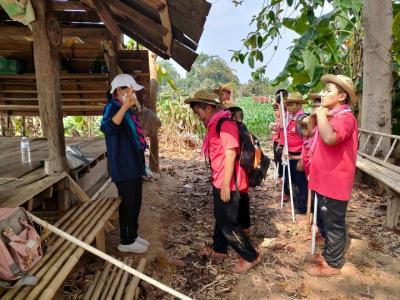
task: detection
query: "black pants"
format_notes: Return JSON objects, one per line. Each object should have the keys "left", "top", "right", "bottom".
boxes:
{"left": 238, "top": 192, "right": 250, "bottom": 229}
{"left": 273, "top": 141, "right": 283, "bottom": 178}
{"left": 314, "top": 192, "right": 348, "bottom": 269}
{"left": 115, "top": 178, "right": 143, "bottom": 245}
{"left": 284, "top": 155, "right": 308, "bottom": 213}
{"left": 212, "top": 188, "right": 258, "bottom": 262}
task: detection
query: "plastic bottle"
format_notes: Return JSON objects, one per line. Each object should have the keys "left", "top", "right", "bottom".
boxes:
{"left": 21, "top": 136, "right": 31, "bottom": 164}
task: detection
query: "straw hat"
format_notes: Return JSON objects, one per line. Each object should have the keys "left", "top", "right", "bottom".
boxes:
{"left": 320, "top": 74, "right": 357, "bottom": 105}
{"left": 309, "top": 93, "right": 321, "bottom": 107}
{"left": 184, "top": 90, "right": 220, "bottom": 106}
{"left": 284, "top": 92, "right": 308, "bottom": 104}
{"left": 213, "top": 83, "right": 232, "bottom": 94}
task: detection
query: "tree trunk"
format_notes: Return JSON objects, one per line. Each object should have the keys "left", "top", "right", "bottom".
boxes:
{"left": 31, "top": 0, "right": 68, "bottom": 174}
{"left": 148, "top": 51, "right": 160, "bottom": 172}
{"left": 361, "top": 0, "right": 393, "bottom": 155}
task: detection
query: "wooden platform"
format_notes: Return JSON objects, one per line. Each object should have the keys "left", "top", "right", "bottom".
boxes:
{"left": 0, "top": 136, "right": 107, "bottom": 208}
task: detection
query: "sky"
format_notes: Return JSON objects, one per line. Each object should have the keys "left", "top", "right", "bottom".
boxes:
{"left": 170, "top": 0, "right": 299, "bottom": 84}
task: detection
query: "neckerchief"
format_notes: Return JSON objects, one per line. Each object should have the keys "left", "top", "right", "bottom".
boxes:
{"left": 202, "top": 110, "right": 231, "bottom": 157}
{"left": 111, "top": 98, "right": 148, "bottom": 152}
{"left": 310, "top": 104, "right": 352, "bottom": 155}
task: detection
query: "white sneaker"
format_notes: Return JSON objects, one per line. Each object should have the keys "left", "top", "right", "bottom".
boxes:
{"left": 117, "top": 241, "right": 148, "bottom": 253}
{"left": 136, "top": 236, "right": 150, "bottom": 247}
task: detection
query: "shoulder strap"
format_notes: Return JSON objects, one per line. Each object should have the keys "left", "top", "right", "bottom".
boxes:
{"left": 216, "top": 117, "right": 235, "bottom": 136}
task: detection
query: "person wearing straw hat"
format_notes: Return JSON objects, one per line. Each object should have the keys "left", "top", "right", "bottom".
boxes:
{"left": 278, "top": 92, "right": 309, "bottom": 215}
{"left": 185, "top": 90, "right": 261, "bottom": 273}
{"left": 100, "top": 74, "right": 150, "bottom": 254}
{"left": 213, "top": 83, "right": 235, "bottom": 108}
{"left": 305, "top": 74, "right": 358, "bottom": 277}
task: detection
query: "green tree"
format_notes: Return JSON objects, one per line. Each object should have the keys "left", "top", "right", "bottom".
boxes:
{"left": 183, "top": 53, "right": 240, "bottom": 94}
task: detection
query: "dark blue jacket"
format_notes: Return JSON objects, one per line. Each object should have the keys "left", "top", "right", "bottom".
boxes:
{"left": 100, "top": 100, "right": 146, "bottom": 182}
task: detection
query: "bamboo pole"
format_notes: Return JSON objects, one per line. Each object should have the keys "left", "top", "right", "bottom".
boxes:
{"left": 311, "top": 194, "right": 318, "bottom": 255}
{"left": 124, "top": 258, "right": 147, "bottom": 300}
{"left": 29, "top": 214, "right": 192, "bottom": 300}
{"left": 28, "top": 200, "right": 119, "bottom": 300}
{"left": 91, "top": 262, "right": 112, "bottom": 300}
{"left": 100, "top": 265, "right": 117, "bottom": 300}
{"left": 105, "top": 259, "right": 126, "bottom": 300}
{"left": 8, "top": 199, "right": 114, "bottom": 300}
{"left": 115, "top": 259, "right": 132, "bottom": 300}
{"left": 280, "top": 91, "right": 296, "bottom": 223}
{"left": 1, "top": 199, "right": 109, "bottom": 300}
{"left": 306, "top": 189, "right": 312, "bottom": 231}
{"left": 84, "top": 270, "right": 102, "bottom": 300}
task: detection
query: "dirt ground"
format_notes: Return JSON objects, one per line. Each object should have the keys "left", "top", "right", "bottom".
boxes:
{"left": 61, "top": 140, "right": 400, "bottom": 300}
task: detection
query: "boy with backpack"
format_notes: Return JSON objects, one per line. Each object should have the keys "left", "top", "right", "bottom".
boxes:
{"left": 185, "top": 90, "right": 261, "bottom": 273}
{"left": 306, "top": 75, "right": 358, "bottom": 277}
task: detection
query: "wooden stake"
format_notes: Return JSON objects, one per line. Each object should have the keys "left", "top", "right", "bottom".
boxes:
{"left": 124, "top": 258, "right": 147, "bottom": 300}
{"left": 28, "top": 214, "right": 192, "bottom": 300}
{"left": 100, "top": 265, "right": 117, "bottom": 300}
{"left": 306, "top": 189, "right": 312, "bottom": 231}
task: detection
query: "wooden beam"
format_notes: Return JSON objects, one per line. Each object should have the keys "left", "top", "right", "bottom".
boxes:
{"left": 52, "top": 1, "right": 87, "bottom": 10}
{"left": 104, "top": 0, "right": 167, "bottom": 37}
{"left": 90, "top": 0, "right": 121, "bottom": 37}
{"left": 171, "top": 40, "right": 198, "bottom": 71}
{"left": 159, "top": 0, "right": 172, "bottom": 55}
{"left": 31, "top": 0, "right": 68, "bottom": 174}
{"left": 146, "top": 0, "right": 166, "bottom": 11}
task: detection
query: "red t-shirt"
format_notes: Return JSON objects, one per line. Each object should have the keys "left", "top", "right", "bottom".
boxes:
{"left": 309, "top": 112, "right": 358, "bottom": 201}
{"left": 208, "top": 120, "right": 249, "bottom": 192}
{"left": 302, "top": 138, "right": 312, "bottom": 178}
{"left": 279, "top": 120, "right": 303, "bottom": 153}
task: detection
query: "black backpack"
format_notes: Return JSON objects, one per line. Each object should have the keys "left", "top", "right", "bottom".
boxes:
{"left": 216, "top": 118, "right": 270, "bottom": 187}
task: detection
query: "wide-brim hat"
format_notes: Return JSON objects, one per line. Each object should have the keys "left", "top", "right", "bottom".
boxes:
{"left": 284, "top": 92, "right": 308, "bottom": 104}
{"left": 213, "top": 83, "right": 232, "bottom": 94}
{"left": 309, "top": 93, "right": 322, "bottom": 107}
{"left": 321, "top": 74, "right": 357, "bottom": 105}
{"left": 184, "top": 90, "right": 220, "bottom": 106}
{"left": 110, "top": 74, "right": 143, "bottom": 93}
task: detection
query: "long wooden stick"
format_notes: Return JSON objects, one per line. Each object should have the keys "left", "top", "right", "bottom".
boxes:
{"left": 311, "top": 193, "right": 318, "bottom": 255}
{"left": 306, "top": 189, "right": 312, "bottom": 230}
{"left": 28, "top": 213, "right": 192, "bottom": 300}
{"left": 280, "top": 163, "right": 286, "bottom": 208}
{"left": 280, "top": 91, "right": 296, "bottom": 223}
{"left": 124, "top": 258, "right": 147, "bottom": 300}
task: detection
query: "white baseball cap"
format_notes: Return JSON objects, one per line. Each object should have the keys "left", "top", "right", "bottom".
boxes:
{"left": 110, "top": 74, "right": 144, "bottom": 94}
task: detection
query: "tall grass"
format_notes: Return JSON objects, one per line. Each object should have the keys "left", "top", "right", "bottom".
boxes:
{"left": 235, "top": 97, "right": 275, "bottom": 138}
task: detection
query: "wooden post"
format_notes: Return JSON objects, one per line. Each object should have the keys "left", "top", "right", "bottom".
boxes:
{"left": 386, "top": 195, "right": 400, "bottom": 228}
{"left": 31, "top": 0, "right": 68, "bottom": 174}
{"left": 148, "top": 51, "right": 159, "bottom": 172}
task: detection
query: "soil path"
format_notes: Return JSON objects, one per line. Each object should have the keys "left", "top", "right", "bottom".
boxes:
{"left": 62, "top": 146, "right": 400, "bottom": 300}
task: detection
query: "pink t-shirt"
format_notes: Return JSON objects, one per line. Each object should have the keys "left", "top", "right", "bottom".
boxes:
{"left": 308, "top": 112, "right": 358, "bottom": 201}
{"left": 208, "top": 120, "right": 249, "bottom": 192}
{"left": 302, "top": 137, "right": 312, "bottom": 178}
{"left": 279, "top": 120, "right": 303, "bottom": 153}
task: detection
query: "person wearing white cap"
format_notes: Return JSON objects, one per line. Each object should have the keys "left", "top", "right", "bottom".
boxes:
{"left": 100, "top": 74, "right": 150, "bottom": 253}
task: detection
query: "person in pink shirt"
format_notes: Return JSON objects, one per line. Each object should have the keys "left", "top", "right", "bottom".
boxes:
{"left": 306, "top": 74, "right": 358, "bottom": 277}
{"left": 278, "top": 92, "right": 309, "bottom": 214}
{"left": 185, "top": 90, "right": 261, "bottom": 274}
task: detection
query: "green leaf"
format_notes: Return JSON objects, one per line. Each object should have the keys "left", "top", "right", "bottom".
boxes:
{"left": 268, "top": 11, "right": 276, "bottom": 22}
{"left": 248, "top": 54, "right": 255, "bottom": 68}
{"left": 255, "top": 51, "right": 264, "bottom": 62}
{"left": 257, "top": 35, "right": 263, "bottom": 48}
{"left": 302, "top": 49, "right": 320, "bottom": 82}
{"left": 393, "top": 11, "right": 400, "bottom": 44}
{"left": 286, "top": 0, "right": 294, "bottom": 7}
{"left": 282, "top": 14, "right": 308, "bottom": 35}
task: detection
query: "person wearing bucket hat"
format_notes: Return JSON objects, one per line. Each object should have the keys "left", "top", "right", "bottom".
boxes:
{"left": 306, "top": 74, "right": 358, "bottom": 277}
{"left": 213, "top": 83, "right": 235, "bottom": 108}
{"left": 187, "top": 90, "right": 261, "bottom": 273}
{"left": 100, "top": 73, "right": 149, "bottom": 254}
{"left": 277, "top": 92, "right": 309, "bottom": 215}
